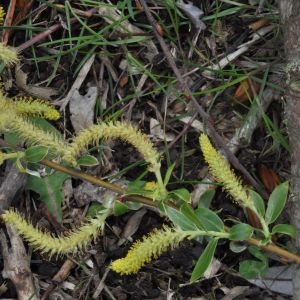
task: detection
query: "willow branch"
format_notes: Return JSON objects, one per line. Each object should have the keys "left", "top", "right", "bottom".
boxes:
{"left": 40, "top": 159, "right": 300, "bottom": 264}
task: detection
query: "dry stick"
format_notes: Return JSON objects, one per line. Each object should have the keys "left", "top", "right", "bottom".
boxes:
{"left": 17, "top": 7, "right": 98, "bottom": 52}
{"left": 139, "top": 0, "right": 266, "bottom": 198}
{"left": 40, "top": 159, "right": 300, "bottom": 264}
{"left": 41, "top": 259, "right": 76, "bottom": 300}
{"left": 167, "top": 112, "right": 198, "bottom": 150}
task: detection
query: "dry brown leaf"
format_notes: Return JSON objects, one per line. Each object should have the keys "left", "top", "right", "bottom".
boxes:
{"left": 150, "top": 118, "right": 175, "bottom": 142}
{"left": 258, "top": 164, "right": 281, "bottom": 194}
{"left": 234, "top": 79, "right": 260, "bottom": 102}
{"left": 220, "top": 286, "right": 249, "bottom": 300}
{"left": 118, "top": 208, "right": 147, "bottom": 245}
{"left": 119, "top": 74, "right": 129, "bottom": 88}
{"left": 58, "top": 54, "right": 96, "bottom": 109}
{"left": 246, "top": 207, "right": 262, "bottom": 229}
{"left": 176, "top": 0, "right": 206, "bottom": 30}
{"left": 69, "top": 86, "right": 97, "bottom": 133}
{"left": 15, "top": 65, "right": 59, "bottom": 100}
{"left": 248, "top": 19, "right": 269, "bottom": 31}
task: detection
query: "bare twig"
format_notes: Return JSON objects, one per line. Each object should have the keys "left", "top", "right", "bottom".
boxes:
{"left": 17, "top": 8, "right": 98, "bottom": 52}
{"left": 41, "top": 259, "right": 76, "bottom": 300}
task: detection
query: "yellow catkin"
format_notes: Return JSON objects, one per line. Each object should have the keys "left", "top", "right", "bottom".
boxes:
{"left": 199, "top": 134, "right": 252, "bottom": 208}
{"left": 6, "top": 114, "right": 67, "bottom": 154}
{"left": 0, "top": 6, "right": 5, "bottom": 24}
{"left": 12, "top": 98, "right": 60, "bottom": 120}
{"left": 2, "top": 209, "right": 110, "bottom": 257}
{"left": 0, "top": 43, "right": 19, "bottom": 65}
{"left": 63, "top": 121, "right": 161, "bottom": 172}
{"left": 111, "top": 227, "right": 190, "bottom": 275}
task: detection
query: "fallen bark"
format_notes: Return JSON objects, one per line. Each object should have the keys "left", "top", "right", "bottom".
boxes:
{"left": 0, "top": 225, "right": 38, "bottom": 300}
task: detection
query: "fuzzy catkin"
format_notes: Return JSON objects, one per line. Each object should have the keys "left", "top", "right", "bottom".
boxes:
{"left": 199, "top": 134, "right": 253, "bottom": 208}
{"left": 7, "top": 115, "right": 67, "bottom": 154}
{"left": 12, "top": 98, "right": 60, "bottom": 120}
{"left": 111, "top": 227, "right": 191, "bottom": 275}
{"left": 2, "top": 209, "right": 110, "bottom": 257}
{"left": 0, "top": 6, "right": 4, "bottom": 24}
{"left": 0, "top": 43, "right": 18, "bottom": 65}
{"left": 63, "top": 121, "right": 161, "bottom": 171}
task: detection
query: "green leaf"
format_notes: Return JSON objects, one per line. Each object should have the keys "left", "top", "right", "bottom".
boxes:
{"left": 229, "top": 241, "right": 247, "bottom": 253}
{"left": 126, "top": 180, "right": 147, "bottom": 194}
{"left": 30, "top": 116, "right": 62, "bottom": 136}
{"left": 86, "top": 202, "right": 105, "bottom": 218}
{"left": 164, "top": 205, "right": 197, "bottom": 231}
{"left": 239, "top": 259, "right": 268, "bottom": 279}
{"left": 15, "top": 158, "right": 26, "bottom": 173}
{"left": 228, "top": 223, "right": 253, "bottom": 241}
{"left": 25, "top": 145, "right": 49, "bottom": 163}
{"left": 25, "top": 168, "right": 41, "bottom": 177}
{"left": 26, "top": 171, "right": 69, "bottom": 222}
{"left": 4, "top": 132, "right": 21, "bottom": 146}
{"left": 250, "top": 190, "right": 265, "bottom": 218}
{"left": 191, "top": 238, "right": 218, "bottom": 282}
{"left": 77, "top": 155, "right": 99, "bottom": 166}
{"left": 169, "top": 188, "right": 191, "bottom": 202}
{"left": 124, "top": 201, "right": 142, "bottom": 210}
{"left": 198, "top": 188, "right": 216, "bottom": 208}
{"left": 249, "top": 245, "right": 268, "bottom": 260}
{"left": 181, "top": 203, "right": 205, "bottom": 230}
{"left": 113, "top": 200, "right": 129, "bottom": 216}
{"left": 163, "top": 163, "right": 175, "bottom": 185}
{"left": 195, "top": 207, "right": 224, "bottom": 232}
{"left": 239, "top": 246, "right": 268, "bottom": 279}
{"left": 271, "top": 224, "right": 296, "bottom": 238}
{"left": 265, "top": 182, "right": 289, "bottom": 225}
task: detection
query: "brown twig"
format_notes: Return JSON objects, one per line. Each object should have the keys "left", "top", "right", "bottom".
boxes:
{"left": 167, "top": 112, "right": 198, "bottom": 150}
{"left": 17, "top": 7, "right": 98, "bottom": 52}
{"left": 41, "top": 259, "right": 76, "bottom": 300}
{"left": 139, "top": 0, "right": 267, "bottom": 198}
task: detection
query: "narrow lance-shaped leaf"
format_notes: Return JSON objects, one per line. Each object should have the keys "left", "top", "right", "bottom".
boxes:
{"left": 191, "top": 238, "right": 218, "bottom": 282}
{"left": 163, "top": 204, "right": 197, "bottom": 231}
{"left": 195, "top": 207, "right": 224, "bottom": 232}
{"left": 250, "top": 190, "right": 265, "bottom": 218}
{"left": 181, "top": 203, "right": 205, "bottom": 230}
